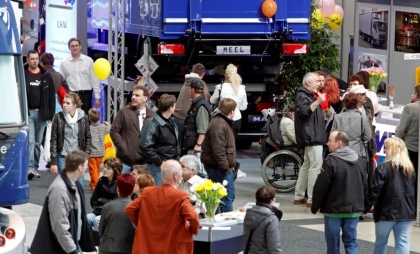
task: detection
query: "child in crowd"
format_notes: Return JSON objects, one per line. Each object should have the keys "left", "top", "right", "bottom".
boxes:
{"left": 131, "top": 164, "right": 151, "bottom": 200}
{"left": 88, "top": 108, "right": 110, "bottom": 190}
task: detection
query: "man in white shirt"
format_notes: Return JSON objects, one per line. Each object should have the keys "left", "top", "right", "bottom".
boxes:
{"left": 178, "top": 155, "right": 205, "bottom": 216}
{"left": 60, "top": 38, "right": 100, "bottom": 115}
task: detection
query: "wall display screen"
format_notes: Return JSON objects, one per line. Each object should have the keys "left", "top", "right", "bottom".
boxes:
{"left": 394, "top": 11, "right": 420, "bottom": 53}
{"left": 45, "top": 0, "right": 78, "bottom": 70}
{"left": 358, "top": 7, "right": 389, "bottom": 50}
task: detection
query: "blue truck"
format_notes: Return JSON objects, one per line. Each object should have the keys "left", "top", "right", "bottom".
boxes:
{"left": 91, "top": 0, "right": 311, "bottom": 145}
{"left": 0, "top": 0, "right": 30, "bottom": 252}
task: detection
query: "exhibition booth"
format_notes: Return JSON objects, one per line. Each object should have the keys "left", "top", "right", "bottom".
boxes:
{"left": 354, "top": 0, "right": 420, "bottom": 225}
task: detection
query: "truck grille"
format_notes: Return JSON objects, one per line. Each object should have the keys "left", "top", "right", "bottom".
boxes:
{"left": 380, "top": 34, "right": 386, "bottom": 40}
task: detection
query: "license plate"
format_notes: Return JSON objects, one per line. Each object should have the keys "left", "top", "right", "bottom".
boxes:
{"left": 248, "top": 115, "right": 266, "bottom": 123}
{"left": 216, "top": 46, "right": 251, "bottom": 55}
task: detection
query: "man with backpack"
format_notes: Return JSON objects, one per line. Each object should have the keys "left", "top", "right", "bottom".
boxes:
{"left": 293, "top": 72, "right": 327, "bottom": 208}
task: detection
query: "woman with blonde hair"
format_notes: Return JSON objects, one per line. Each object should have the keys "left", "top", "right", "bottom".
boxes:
{"left": 364, "top": 137, "right": 416, "bottom": 254}
{"left": 210, "top": 64, "right": 248, "bottom": 138}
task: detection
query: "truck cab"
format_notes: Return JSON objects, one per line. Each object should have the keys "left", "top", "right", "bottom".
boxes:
{"left": 0, "top": 0, "right": 30, "bottom": 252}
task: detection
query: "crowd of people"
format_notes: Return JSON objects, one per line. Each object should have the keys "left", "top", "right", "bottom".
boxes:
{"left": 25, "top": 36, "right": 418, "bottom": 254}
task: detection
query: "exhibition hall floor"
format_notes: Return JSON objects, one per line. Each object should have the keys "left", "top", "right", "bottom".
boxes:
{"left": 17, "top": 144, "right": 420, "bottom": 253}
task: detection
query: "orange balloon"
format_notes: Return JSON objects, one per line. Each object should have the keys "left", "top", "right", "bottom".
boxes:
{"left": 262, "top": 0, "right": 278, "bottom": 18}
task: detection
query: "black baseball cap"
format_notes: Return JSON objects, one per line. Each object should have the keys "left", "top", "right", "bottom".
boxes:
{"left": 187, "top": 79, "right": 204, "bottom": 90}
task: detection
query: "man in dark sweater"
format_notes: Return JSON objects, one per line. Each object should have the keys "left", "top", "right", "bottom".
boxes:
{"left": 311, "top": 130, "right": 367, "bottom": 254}
{"left": 25, "top": 50, "right": 55, "bottom": 179}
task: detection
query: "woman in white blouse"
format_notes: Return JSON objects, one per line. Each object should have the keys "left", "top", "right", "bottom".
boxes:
{"left": 210, "top": 64, "right": 248, "bottom": 138}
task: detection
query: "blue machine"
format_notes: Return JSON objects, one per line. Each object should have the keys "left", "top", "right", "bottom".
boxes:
{"left": 92, "top": 0, "right": 312, "bottom": 144}
{"left": 0, "top": 0, "right": 30, "bottom": 207}
{"left": 127, "top": 0, "right": 311, "bottom": 65}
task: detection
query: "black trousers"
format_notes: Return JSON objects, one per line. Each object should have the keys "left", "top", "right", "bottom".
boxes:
{"left": 75, "top": 90, "right": 93, "bottom": 115}
{"left": 173, "top": 115, "right": 184, "bottom": 153}
{"left": 408, "top": 149, "right": 419, "bottom": 207}
{"left": 233, "top": 119, "right": 241, "bottom": 139}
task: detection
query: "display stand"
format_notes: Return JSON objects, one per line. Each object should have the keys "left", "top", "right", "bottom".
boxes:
{"left": 194, "top": 219, "right": 245, "bottom": 254}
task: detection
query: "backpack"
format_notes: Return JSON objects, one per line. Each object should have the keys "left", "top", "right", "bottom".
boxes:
{"left": 266, "top": 114, "right": 289, "bottom": 148}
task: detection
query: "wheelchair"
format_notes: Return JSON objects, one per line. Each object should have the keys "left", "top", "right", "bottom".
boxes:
{"left": 261, "top": 140, "right": 303, "bottom": 193}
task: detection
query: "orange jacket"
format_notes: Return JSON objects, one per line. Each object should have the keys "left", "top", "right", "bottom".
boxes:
{"left": 125, "top": 184, "right": 200, "bottom": 254}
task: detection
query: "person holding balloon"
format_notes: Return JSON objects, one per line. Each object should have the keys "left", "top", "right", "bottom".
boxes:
{"left": 60, "top": 38, "right": 103, "bottom": 115}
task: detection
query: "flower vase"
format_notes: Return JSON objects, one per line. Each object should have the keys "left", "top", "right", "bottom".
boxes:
{"left": 205, "top": 201, "right": 219, "bottom": 223}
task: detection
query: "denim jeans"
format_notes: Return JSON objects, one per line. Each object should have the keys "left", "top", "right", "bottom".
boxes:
{"left": 55, "top": 94, "right": 62, "bottom": 114}
{"left": 146, "top": 163, "right": 162, "bottom": 186}
{"left": 206, "top": 168, "right": 235, "bottom": 213}
{"left": 58, "top": 155, "right": 84, "bottom": 186}
{"left": 324, "top": 216, "right": 359, "bottom": 254}
{"left": 29, "top": 110, "right": 46, "bottom": 173}
{"left": 373, "top": 221, "right": 411, "bottom": 254}
{"left": 86, "top": 213, "right": 101, "bottom": 230}
{"left": 121, "top": 163, "right": 132, "bottom": 174}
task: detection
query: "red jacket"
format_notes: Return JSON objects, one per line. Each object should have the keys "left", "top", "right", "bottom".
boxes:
{"left": 125, "top": 184, "right": 199, "bottom": 254}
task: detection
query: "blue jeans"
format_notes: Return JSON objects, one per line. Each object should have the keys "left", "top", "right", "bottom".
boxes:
{"left": 373, "top": 221, "right": 411, "bottom": 254}
{"left": 29, "top": 110, "right": 45, "bottom": 173}
{"left": 207, "top": 168, "right": 235, "bottom": 213}
{"left": 86, "top": 213, "right": 101, "bottom": 230}
{"left": 121, "top": 163, "right": 132, "bottom": 174}
{"left": 55, "top": 94, "right": 62, "bottom": 114}
{"left": 58, "top": 155, "right": 84, "bottom": 186}
{"left": 146, "top": 163, "right": 162, "bottom": 186}
{"left": 324, "top": 216, "right": 359, "bottom": 254}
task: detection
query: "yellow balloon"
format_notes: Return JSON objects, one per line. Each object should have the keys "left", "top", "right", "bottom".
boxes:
{"left": 93, "top": 58, "right": 111, "bottom": 81}
{"left": 311, "top": 9, "right": 325, "bottom": 29}
{"left": 328, "top": 13, "right": 343, "bottom": 31}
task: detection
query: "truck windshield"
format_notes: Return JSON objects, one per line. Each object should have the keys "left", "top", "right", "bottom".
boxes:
{"left": 375, "top": 22, "right": 387, "bottom": 32}
{"left": 0, "top": 55, "right": 25, "bottom": 125}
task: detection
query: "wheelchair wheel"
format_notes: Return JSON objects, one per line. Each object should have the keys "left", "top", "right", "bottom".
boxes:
{"left": 261, "top": 150, "right": 302, "bottom": 193}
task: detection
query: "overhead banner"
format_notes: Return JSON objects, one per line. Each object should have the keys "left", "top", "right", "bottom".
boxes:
{"left": 45, "top": 0, "right": 78, "bottom": 69}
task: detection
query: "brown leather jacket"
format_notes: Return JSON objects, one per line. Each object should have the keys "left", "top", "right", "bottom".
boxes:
{"left": 201, "top": 110, "right": 236, "bottom": 173}
{"left": 110, "top": 106, "right": 154, "bottom": 166}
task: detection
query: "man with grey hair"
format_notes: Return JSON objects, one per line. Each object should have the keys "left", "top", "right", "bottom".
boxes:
{"left": 293, "top": 72, "right": 327, "bottom": 208}
{"left": 125, "top": 160, "right": 199, "bottom": 254}
{"left": 178, "top": 155, "right": 206, "bottom": 216}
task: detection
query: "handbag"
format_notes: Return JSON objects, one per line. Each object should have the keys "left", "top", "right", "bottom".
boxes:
{"left": 43, "top": 122, "right": 52, "bottom": 162}
{"left": 211, "top": 84, "right": 223, "bottom": 111}
{"left": 103, "top": 133, "right": 116, "bottom": 160}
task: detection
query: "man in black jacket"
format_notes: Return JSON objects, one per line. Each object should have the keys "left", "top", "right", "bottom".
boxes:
{"left": 293, "top": 72, "right": 327, "bottom": 207}
{"left": 25, "top": 50, "right": 55, "bottom": 179}
{"left": 311, "top": 130, "right": 367, "bottom": 254}
{"left": 182, "top": 79, "right": 211, "bottom": 155}
{"left": 140, "top": 94, "right": 179, "bottom": 186}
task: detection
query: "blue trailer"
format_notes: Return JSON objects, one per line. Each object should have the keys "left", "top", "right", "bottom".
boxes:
{"left": 0, "top": 0, "right": 30, "bottom": 252}
{"left": 131, "top": 0, "right": 310, "bottom": 65}
{"left": 92, "top": 0, "right": 311, "bottom": 144}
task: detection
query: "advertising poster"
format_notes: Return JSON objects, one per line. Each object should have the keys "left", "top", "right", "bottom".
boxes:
{"left": 45, "top": 0, "right": 78, "bottom": 69}
{"left": 358, "top": 7, "right": 389, "bottom": 50}
{"left": 395, "top": 11, "right": 420, "bottom": 53}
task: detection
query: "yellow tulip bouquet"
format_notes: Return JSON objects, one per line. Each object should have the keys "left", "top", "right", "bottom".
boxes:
{"left": 193, "top": 179, "right": 228, "bottom": 221}
{"left": 361, "top": 67, "right": 387, "bottom": 93}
